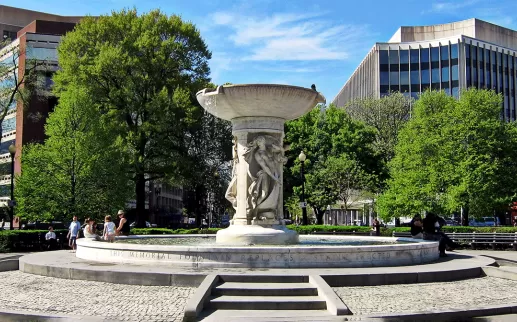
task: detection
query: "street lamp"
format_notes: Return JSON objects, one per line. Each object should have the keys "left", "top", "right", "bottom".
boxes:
{"left": 8, "top": 144, "right": 15, "bottom": 230}
{"left": 298, "top": 151, "right": 308, "bottom": 225}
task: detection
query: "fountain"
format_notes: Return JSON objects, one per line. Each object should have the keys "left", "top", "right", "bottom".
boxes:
{"left": 74, "top": 84, "right": 440, "bottom": 268}
{"left": 196, "top": 84, "right": 325, "bottom": 245}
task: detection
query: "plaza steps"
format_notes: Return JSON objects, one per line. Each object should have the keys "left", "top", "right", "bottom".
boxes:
{"left": 185, "top": 274, "right": 350, "bottom": 321}
{"left": 205, "top": 276, "right": 326, "bottom": 311}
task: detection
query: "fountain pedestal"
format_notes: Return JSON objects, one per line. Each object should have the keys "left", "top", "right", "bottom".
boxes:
{"left": 197, "top": 84, "right": 325, "bottom": 245}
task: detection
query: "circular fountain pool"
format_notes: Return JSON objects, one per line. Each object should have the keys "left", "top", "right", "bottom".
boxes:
{"left": 76, "top": 235, "right": 439, "bottom": 268}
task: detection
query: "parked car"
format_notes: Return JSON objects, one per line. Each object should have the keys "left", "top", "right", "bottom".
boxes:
{"left": 445, "top": 219, "right": 459, "bottom": 226}
{"left": 130, "top": 221, "right": 153, "bottom": 228}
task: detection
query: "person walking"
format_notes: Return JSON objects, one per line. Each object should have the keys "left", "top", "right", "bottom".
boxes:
{"left": 67, "top": 216, "right": 81, "bottom": 252}
{"left": 116, "top": 210, "right": 131, "bottom": 236}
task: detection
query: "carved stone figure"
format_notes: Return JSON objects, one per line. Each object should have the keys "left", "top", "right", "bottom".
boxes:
{"left": 225, "top": 136, "right": 238, "bottom": 209}
{"left": 244, "top": 135, "right": 286, "bottom": 221}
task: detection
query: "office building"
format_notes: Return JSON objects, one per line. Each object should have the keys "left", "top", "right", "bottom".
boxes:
{"left": 333, "top": 18, "right": 517, "bottom": 121}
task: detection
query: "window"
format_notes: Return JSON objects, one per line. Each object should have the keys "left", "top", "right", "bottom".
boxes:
{"left": 492, "top": 51, "right": 497, "bottom": 90}
{"left": 486, "top": 49, "right": 491, "bottom": 89}
{"left": 380, "top": 72, "right": 389, "bottom": 85}
{"left": 472, "top": 45, "right": 478, "bottom": 87}
{"left": 390, "top": 49, "right": 399, "bottom": 72}
{"left": 466, "top": 44, "right": 471, "bottom": 86}
{"left": 411, "top": 70, "right": 420, "bottom": 85}
{"left": 2, "top": 30, "right": 16, "bottom": 41}
{"left": 379, "top": 50, "right": 389, "bottom": 72}
{"left": 390, "top": 71, "right": 399, "bottom": 85}
{"left": 478, "top": 47, "right": 484, "bottom": 88}
{"left": 451, "top": 44, "right": 458, "bottom": 60}
{"left": 0, "top": 140, "right": 14, "bottom": 154}
{"left": 400, "top": 50, "right": 409, "bottom": 64}
{"left": 1, "top": 117, "right": 16, "bottom": 133}
{"left": 401, "top": 71, "right": 409, "bottom": 85}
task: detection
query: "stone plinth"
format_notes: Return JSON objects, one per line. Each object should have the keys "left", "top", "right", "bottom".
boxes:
{"left": 196, "top": 84, "right": 325, "bottom": 245}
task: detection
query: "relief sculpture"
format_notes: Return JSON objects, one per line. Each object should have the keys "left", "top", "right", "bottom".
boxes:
{"left": 244, "top": 135, "right": 287, "bottom": 221}
{"left": 225, "top": 136, "right": 238, "bottom": 209}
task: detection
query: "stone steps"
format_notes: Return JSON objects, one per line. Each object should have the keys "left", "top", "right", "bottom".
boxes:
{"left": 213, "top": 282, "right": 318, "bottom": 296}
{"left": 204, "top": 277, "right": 327, "bottom": 311}
{"left": 198, "top": 309, "right": 342, "bottom": 322}
{"left": 207, "top": 295, "right": 327, "bottom": 310}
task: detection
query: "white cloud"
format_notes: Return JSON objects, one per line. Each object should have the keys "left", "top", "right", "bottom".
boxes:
{"left": 209, "top": 52, "right": 234, "bottom": 85}
{"left": 425, "top": 0, "right": 480, "bottom": 13}
{"left": 210, "top": 11, "right": 371, "bottom": 61}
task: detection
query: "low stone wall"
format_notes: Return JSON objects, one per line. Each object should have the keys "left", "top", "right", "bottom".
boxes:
{"left": 76, "top": 235, "right": 439, "bottom": 268}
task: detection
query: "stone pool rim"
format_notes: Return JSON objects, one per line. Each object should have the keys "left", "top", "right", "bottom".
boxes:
{"left": 76, "top": 235, "right": 440, "bottom": 268}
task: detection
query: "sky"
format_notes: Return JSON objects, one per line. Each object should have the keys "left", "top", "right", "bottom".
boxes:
{"left": 3, "top": 0, "right": 517, "bottom": 102}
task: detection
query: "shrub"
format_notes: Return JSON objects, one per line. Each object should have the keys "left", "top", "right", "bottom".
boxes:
{"left": 0, "top": 229, "right": 68, "bottom": 252}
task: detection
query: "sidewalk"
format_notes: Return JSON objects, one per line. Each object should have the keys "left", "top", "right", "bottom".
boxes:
{"left": 456, "top": 250, "right": 517, "bottom": 263}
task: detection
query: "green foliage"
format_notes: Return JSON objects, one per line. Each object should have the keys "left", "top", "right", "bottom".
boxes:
{"left": 15, "top": 88, "right": 132, "bottom": 222}
{"left": 284, "top": 105, "right": 384, "bottom": 223}
{"left": 0, "top": 229, "right": 67, "bottom": 252}
{"left": 53, "top": 9, "right": 212, "bottom": 222}
{"left": 345, "top": 92, "right": 413, "bottom": 165}
{"left": 378, "top": 89, "right": 517, "bottom": 221}
{"left": 286, "top": 225, "right": 372, "bottom": 234}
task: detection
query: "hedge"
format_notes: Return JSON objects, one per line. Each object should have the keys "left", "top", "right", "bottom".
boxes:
{"left": 0, "top": 229, "right": 68, "bottom": 252}
{"left": 130, "top": 225, "right": 517, "bottom": 236}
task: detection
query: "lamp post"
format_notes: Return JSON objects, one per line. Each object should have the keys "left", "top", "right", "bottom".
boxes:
{"left": 298, "top": 151, "right": 308, "bottom": 225}
{"left": 8, "top": 144, "right": 15, "bottom": 230}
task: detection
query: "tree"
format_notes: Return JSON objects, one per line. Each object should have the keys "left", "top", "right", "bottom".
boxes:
{"left": 53, "top": 9, "right": 212, "bottom": 226}
{"left": 181, "top": 108, "right": 232, "bottom": 226}
{"left": 15, "top": 88, "right": 132, "bottom": 222}
{"left": 284, "top": 105, "right": 383, "bottom": 224}
{"left": 377, "top": 89, "right": 517, "bottom": 222}
{"left": 313, "top": 155, "right": 376, "bottom": 215}
{"left": 345, "top": 92, "right": 413, "bottom": 165}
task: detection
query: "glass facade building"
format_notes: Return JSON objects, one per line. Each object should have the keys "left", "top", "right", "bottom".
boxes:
{"left": 333, "top": 19, "right": 517, "bottom": 122}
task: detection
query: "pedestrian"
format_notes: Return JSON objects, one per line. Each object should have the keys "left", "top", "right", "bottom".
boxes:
{"left": 372, "top": 218, "right": 381, "bottom": 236}
{"left": 45, "top": 226, "right": 57, "bottom": 250}
{"left": 103, "top": 215, "right": 116, "bottom": 242}
{"left": 67, "top": 216, "right": 81, "bottom": 252}
{"left": 116, "top": 210, "right": 130, "bottom": 236}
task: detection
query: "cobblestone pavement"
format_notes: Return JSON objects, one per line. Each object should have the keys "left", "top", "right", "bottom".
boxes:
{"left": 334, "top": 277, "right": 517, "bottom": 315}
{"left": 0, "top": 271, "right": 196, "bottom": 321}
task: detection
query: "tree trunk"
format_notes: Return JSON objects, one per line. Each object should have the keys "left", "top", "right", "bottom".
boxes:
{"left": 314, "top": 207, "right": 324, "bottom": 225}
{"left": 135, "top": 173, "right": 147, "bottom": 228}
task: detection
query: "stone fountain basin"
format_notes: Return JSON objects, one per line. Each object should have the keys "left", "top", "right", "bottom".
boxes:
{"left": 76, "top": 235, "right": 439, "bottom": 269}
{"left": 196, "top": 84, "right": 326, "bottom": 121}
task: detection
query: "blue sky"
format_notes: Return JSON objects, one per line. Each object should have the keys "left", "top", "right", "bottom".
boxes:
{"left": 4, "top": 0, "right": 517, "bottom": 101}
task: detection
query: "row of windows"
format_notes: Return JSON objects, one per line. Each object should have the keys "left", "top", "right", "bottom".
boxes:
{"left": 465, "top": 44, "right": 517, "bottom": 121}
{"left": 379, "top": 44, "right": 459, "bottom": 99}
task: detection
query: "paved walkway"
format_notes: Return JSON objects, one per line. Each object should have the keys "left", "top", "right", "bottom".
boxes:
{"left": 0, "top": 270, "right": 195, "bottom": 322}
{"left": 334, "top": 276, "right": 517, "bottom": 316}
{"left": 456, "top": 250, "right": 517, "bottom": 263}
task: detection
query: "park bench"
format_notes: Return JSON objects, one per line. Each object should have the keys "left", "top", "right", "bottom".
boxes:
{"left": 392, "top": 231, "right": 517, "bottom": 250}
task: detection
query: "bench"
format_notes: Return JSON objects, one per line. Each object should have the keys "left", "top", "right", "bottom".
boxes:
{"left": 392, "top": 231, "right": 517, "bottom": 250}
